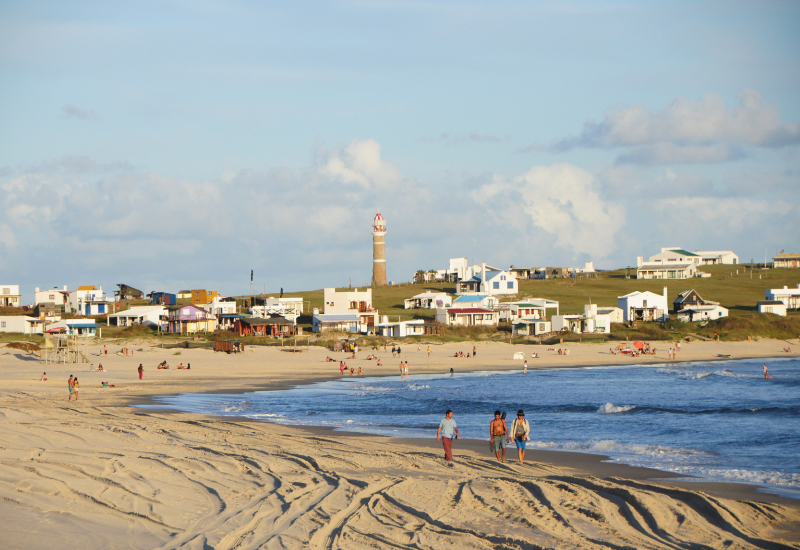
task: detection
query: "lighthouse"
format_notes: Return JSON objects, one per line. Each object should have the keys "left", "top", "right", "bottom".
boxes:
{"left": 372, "top": 211, "right": 387, "bottom": 286}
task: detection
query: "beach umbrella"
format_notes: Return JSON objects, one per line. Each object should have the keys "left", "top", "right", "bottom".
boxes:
{"left": 633, "top": 341, "right": 644, "bottom": 350}
{"left": 616, "top": 343, "right": 627, "bottom": 349}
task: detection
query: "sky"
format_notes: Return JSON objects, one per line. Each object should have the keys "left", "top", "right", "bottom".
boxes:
{"left": 1, "top": 0, "right": 799, "bottom": 302}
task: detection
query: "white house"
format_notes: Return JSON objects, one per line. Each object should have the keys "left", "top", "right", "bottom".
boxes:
{"left": 618, "top": 288, "right": 669, "bottom": 322}
{"left": 456, "top": 263, "right": 518, "bottom": 295}
{"left": 34, "top": 286, "right": 71, "bottom": 307}
{"left": 404, "top": 292, "right": 452, "bottom": 310}
{"left": 250, "top": 297, "right": 303, "bottom": 324}
{"left": 496, "top": 299, "right": 558, "bottom": 322}
{"left": 773, "top": 253, "right": 800, "bottom": 268}
{"left": 435, "top": 307, "right": 498, "bottom": 326}
{"left": 551, "top": 304, "right": 611, "bottom": 334}
{"left": 596, "top": 306, "right": 623, "bottom": 324}
{"left": 765, "top": 285, "right": 800, "bottom": 310}
{"left": 646, "top": 248, "right": 703, "bottom": 265}
{"left": 46, "top": 319, "right": 101, "bottom": 337}
{"left": 0, "top": 316, "right": 45, "bottom": 334}
{"left": 695, "top": 250, "right": 739, "bottom": 265}
{"left": 637, "top": 260, "right": 697, "bottom": 280}
{"left": 323, "top": 288, "right": 378, "bottom": 331}
{"left": 106, "top": 306, "right": 166, "bottom": 328}
{"left": 200, "top": 298, "right": 237, "bottom": 317}
{"left": 675, "top": 305, "right": 729, "bottom": 323}
{"left": 757, "top": 301, "right": 787, "bottom": 316}
{"left": 376, "top": 319, "right": 425, "bottom": 338}
{"left": 0, "top": 285, "right": 21, "bottom": 307}
{"left": 66, "top": 285, "right": 114, "bottom": 316}
{"left": 451, "top": 294, "right": 498, "bottom": 310}
{"left": 511, "top": 319, "right": 552, "bottom": 336}
{"left": 312, "top": 313, "right": 361, "bottom": 333}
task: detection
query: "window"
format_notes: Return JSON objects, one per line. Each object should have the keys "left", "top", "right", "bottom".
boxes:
{"left": 507, "top": 282, "right": 513, "bottom": 289}
{"left": 765, "top": 307, "right": 772, "bottom": 313}
{"left": 0, "top": 321, "right": 5, "bottom": 328}
{"left": 493, "top": 282, "right": 500, "bottom": 289}
{"left": 195, "top": 292, "right": 200, "bottom": 297}
{"left": 2, "top": 288, "right": 8, "bottom": 294}
{"left": 501, "top": 275, "right": 506, "bottom": 281}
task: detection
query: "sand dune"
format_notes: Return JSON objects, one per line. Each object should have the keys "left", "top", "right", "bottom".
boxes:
{"left": 1, "top": 338, "right": 799, "bottom": 548}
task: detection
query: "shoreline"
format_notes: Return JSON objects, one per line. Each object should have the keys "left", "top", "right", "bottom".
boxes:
{"left": 133, "top": 362, "right": 800, "bottom": 506}
{"left": 2, "top": 338, "right": 799, "bottom": 548}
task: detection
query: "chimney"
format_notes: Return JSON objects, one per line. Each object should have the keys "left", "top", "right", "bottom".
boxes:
{"left": 663, "top": 286, "right": 668, "bottom": 301}
{"left": 482, "top": 262, "right": 488, "bottom": 294}
{"left": 35, "top": 287, "right": 40, "bottom": 293}
{"left": 637, "top": 256, "right": 643, "bottom": 267}
{"left": 63, "top": 285, "right": 67, "bottom": 291}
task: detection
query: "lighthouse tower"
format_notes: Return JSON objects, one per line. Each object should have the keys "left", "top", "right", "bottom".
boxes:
{"left": 372, "top": 211, "right": 387, "bottom": 287}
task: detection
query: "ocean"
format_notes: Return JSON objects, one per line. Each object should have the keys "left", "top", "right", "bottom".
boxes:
{"left": 144, "top": 357, "right": 800, "bottom": 497}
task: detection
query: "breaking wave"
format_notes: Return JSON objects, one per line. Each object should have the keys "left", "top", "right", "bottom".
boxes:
{"left": 597, "top": 402, "right": 636, "bottom": 414}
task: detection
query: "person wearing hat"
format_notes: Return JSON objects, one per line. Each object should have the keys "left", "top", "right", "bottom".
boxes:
{"left": 510, "top": 410, "right": 530, "bottom": 465}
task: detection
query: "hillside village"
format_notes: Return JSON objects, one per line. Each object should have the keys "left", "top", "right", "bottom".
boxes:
{"left": 1, "top": 248, "right": 799, "bottom": 349}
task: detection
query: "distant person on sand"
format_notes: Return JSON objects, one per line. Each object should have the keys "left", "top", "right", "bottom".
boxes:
{"left": 427, "top": 346, "right": 431, "bottom": 357}
{"left": 41, "top": 372, "right": 47, "bottom": 381}
{"left": 68, "top": 375, "right": 74, "bottom": 400}
{"left": 437, "top": 409, "right": 459, "bottom": 465}
{"left": 72, "top": 378, "right": 79, "bottom": 400}
{"left": 104, "top": 345, "right": 107, "bottom": 355}
{"left": 490, "top": 410, "right": 509, "bottom": 462}
{"left": 523, "top": 361, "right": 528, "bottom": 374}
{"left": 510, "top": 410, "right": 530, "bottom": 465}
{"left": 138, "top": 364, "right": 143, "bottom": 380}
{"left": 473, "top": 346, "right": 477, "bottom": 358}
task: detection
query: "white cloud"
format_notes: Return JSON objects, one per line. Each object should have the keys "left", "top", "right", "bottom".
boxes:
{"left": 319, "top": 139, "right": 403, "bottom": 189}
{"left": 552, "top": 90, "right": 800, "bottom": 165}
{"left": 472, "top": 163, "right": 625, "bottom": 258}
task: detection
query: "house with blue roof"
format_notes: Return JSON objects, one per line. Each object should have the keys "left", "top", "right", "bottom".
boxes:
{"left": 451, "top": 294, "right": 498, "bottom": 310}
{"left": 455, "top": 263, "right": 518, "bottom": 295}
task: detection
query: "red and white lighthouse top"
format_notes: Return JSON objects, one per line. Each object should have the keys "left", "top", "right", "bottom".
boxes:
{"left": 373, "top": 211, "right": 386, "bottom": 232}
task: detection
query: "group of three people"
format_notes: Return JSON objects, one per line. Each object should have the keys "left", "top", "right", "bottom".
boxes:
{"left": 436, "top": 409, "right": 530, "bottom": 466}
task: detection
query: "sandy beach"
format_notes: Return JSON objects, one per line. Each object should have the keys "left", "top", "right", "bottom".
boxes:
{"left": 1, "top": 338, "right": 799, "bottom": 549}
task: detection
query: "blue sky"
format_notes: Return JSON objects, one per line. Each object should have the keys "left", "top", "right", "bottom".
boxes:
{"left": 1, "top": 1, "right": 798, "bottom": 301}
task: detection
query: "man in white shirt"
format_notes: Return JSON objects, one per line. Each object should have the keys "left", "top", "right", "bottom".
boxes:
{"left": 436, "top": 409, "right": 459, "bottom": 464}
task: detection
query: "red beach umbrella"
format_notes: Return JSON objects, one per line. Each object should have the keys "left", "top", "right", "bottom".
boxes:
{"left": 633, "top": 341, "right": 644, "bottom": 350}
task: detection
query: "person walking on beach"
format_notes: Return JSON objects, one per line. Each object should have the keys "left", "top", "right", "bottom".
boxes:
{"left": 510, "top": 410, "right": 530, "bottom": 465}
{"left": 449, "top": 367, "right": 454, "bottom": 377}
{"left": 473, "top": 346, "right": 477, "bottom": 358}
{"left": 437, "top": 409, "right": 459, "bottom": 465}
{"left": 104, "top": 344, "right": 107, "bottom": 355}
{"left": 72, "top": 377, "right": 79, "bottom": 400}
{"left": 523, "top": 361, "right": 528, "bottom": 374}
{"left": 68, "top": 375, "right": 74, "bottom": 400}
{"left": 489, "top": 410, "right": 510, "bottom": 462}
{"left": 427, "top": 346, "right": 431, "bottom": 357}
{"left": 404, "top": 361, "right": 409, "bottom": 379}
{"left": 138, "top": 364, "right": 143, "bottom": 380}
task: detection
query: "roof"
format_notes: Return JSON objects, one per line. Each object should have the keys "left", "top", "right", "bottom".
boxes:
{"left": 411, "top": 292, "right": 448, "bottom": 299}
{"left": 680, "top": 305, "right": 726, "bottom": 312}
{"left": 663, "top": 249, "right": 699, "bottom": 257}
{"left": 638, "top": 263, "right": 693, "bottom": 269}
{"left": 774, "top": 253, "right": 800, "bottom": 260}
{"left": 758, "top": 300, "right": 786, "bottom": 306}
{"left": 108, "top": 306, "right": 165, "bottom": 317}
{"left": 619, "top": 291, "right": 665, "bottom": 299}
{"left": 77, "top": 285, "right": 97, "bottom": 291}
{"left": 66, "top": 321, "right": 101, "bottom": 328}
{"left": 453, "top": 295, "right": 488, "bottom": 303}
{"left": 446, "top": 308, "right": 494, "bottom": 314}
{"left": 218, "top": 313, "right": 245, "bottom": 318}
{"left": 313, "top": 314, "right": 360, "bottom": 322}
{"left": 177, "top": 290, "right": 191, "bottom": 294}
